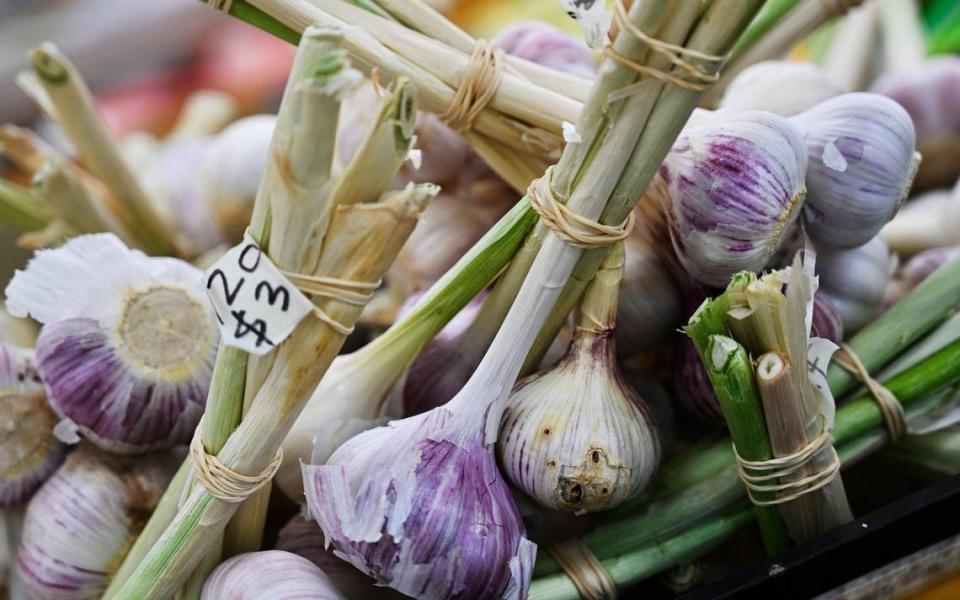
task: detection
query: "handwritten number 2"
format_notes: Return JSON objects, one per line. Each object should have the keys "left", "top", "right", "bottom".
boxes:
{"left": 207, "top": 270, "right": 244, "bottom": 306}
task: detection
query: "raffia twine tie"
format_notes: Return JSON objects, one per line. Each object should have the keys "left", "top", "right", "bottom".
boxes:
{"left": 604, "top": 0, "right": 726, "bottom": 92}
{"left": 733, "top": 425, "right": 841, "bottom": 507}
{"left": 189, "top": 418, "right": 282, "bottom": 504}
{"left": 281, "top": 270, "right": 380, "bottom": 336}
{"left": 205, "top": 0, "right": 233, "bottom": 12}
{"left": 833, "top": 343, "right": 908, "bottom": 442}
{"left": 547, "top": 539, "right": 618, "bottom": 600}
{"left": 527, "top": 168, "right": 635, "bottom": 249}
{"left": 439, "top": 40, "right": 504, "bottom": 133}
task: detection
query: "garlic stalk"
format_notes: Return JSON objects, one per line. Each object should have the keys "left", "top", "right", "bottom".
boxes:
{"left": 652, "top": 111, "right": 808, "bottom": 287}
{"left": 882, "top": 181, "right": 960, "bottom": 256}
{"left": 0, "top": 344, "right": 65, "bottom": 506}
{"left": 719, "top": 60, "right": 842, "bottom": 117}
{"left": 885, "top": 246, "right": 960, "bottom": 308}
{"left": 201, "top": 551, "right": 345, "bottom": 600}
{"left": 16, "top": 445, "right": 180, "bottom": 599}
{"left": 818, "top": 235, "right": 896, "bottom": 334}
{"left": 871, "top": 58, "right": 960, "bottom": 191}
{"left": 4, "top": 234, "right": 218, "bottom": 453}
{"left": 498, "top": 244, "right": 665, "bottom": 513}
{"left": 791, "top": 92, "right": 918, "bottom": 249}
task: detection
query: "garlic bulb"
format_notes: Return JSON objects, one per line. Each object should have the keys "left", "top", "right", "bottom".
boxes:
{"left": 811, "top": 291, "right": 844, "bottom": 344}
{"left": 616, "top": 232, "right": 682, "bottom": 356}
{"left": 5, "top": 234, "right": 218, "bottom": 453}
{"left": 720, "top": 60, "right": 842, "bottom": 117}
{"left": 791, "top": 93, "right": 918, "bottom": 249}
{"left": 498, "top": 244, "right": 664, "bottom": 512}
{"left": 872, "top": 57, "right": 960, "bottom": 190}
{"left": 882, "top": 182, "right": 960, "bottom": 255}
{"left": 494, "top": 20, "right": 597, "bottom": 79}
{"left": 202, "top": 551, "right": 345, "bottom": 600}
{"left": 817, "top": 236, "right": 896, "bottom": 334}
{"left": 674, "top": 335, "right": 725, "bottom": 426}
{"left": 276, "top": 516, "right": 406, "bottom": 599}
{"left": 16, "top": 445, "right": 180, "bottom": 599}
{"left": 655, "top": 111, "right": 808, "bottom": 287}
{"left": 884, "top": 246, "right": 960, "bottom": 307}
{"left": 0, "top": 344, "right": 65, "bottom": 506}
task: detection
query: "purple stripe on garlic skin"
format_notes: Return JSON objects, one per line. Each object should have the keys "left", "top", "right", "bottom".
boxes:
{"left": 16, "top": 445, "right": 180, "bottom": 600}
{"left": 302, "top": 403, "right": 535, "bottom": 600}
{"left": 655, "top": 111, "right": 808, "bottom": 287}
{"left": 673, "top": 335, "right": 725, "bottom": 427}
{"left": 494, "top": 20, "right": 597, "bottom": 80}
{"left": 201, "top": 551, "right": 345, "bottom": 600}
{"left": 791, "top": 93, "right": 918, "bottom": 250}
{"left": 811, "top": 291, "right": 844, "bottom": 344}
{"left": 0, "top": 344, "right": 66, "bottom": 506}
{"left": 4, "top": 234, "right": 218, "bottom": 454}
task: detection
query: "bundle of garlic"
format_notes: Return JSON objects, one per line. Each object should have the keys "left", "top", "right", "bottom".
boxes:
{"left": 498, "top": 244, "right": 666, "bottom": 513}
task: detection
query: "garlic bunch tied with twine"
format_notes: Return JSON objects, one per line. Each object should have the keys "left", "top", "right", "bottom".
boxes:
{"left": 201, "top": 551, "right": 345, "bottom": 600}
{"left": 0, "top": 343, "right": 65, "bottom": 506}
{"left": 15, "top": 445, "right": 180, "bottom": 599}
{"left": 791, "top": 93, "right": 919, "bottom": 249}
{"left": 4, "top": 234, "right": 218, "bottom": 453}
{"left": 652, "top": 111, "right": 808, "bottom": 287}
{"left": 719, "top": 60, "right": 842, "bottom": 116}
{"left": 817, "top": 235, "right": 896, "bottom": 334}
{"left": 498, "top": 244, "right": 665, "bottom": 513}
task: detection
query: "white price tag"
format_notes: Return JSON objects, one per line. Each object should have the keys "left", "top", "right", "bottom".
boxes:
{"left": 205, "top": 233, "right": 315, "bottom": 355}
{"left": 559, "top": 0, "right": 611, "bottom": 48}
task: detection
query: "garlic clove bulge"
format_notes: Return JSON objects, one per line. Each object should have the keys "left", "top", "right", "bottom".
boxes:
{"left": 655, "top": 111, "right": 808, "bottom": 287}
{"left": 5, "top": 234, "right": 218, "bottom": 454}
{"left": 16, "top": 445, "right": 180, "bottom": 599}
{"left": 720, "top": 60, "right": 842, "bottom": 117}
{"left": 817, "top": 235, "right": 896, "bottom": 334}
{"left": 811, "top": 290, "right": 844, "bottom": 344}
{"left": 494, "top": 20, "right": 597, "bottom": 80}
{"left": 0, "top": 343, "right": 65, "bottom": 506}
{"left": 616, "top": 232, "right": 683, "bottom": 356}
{"left": 673, "top": 334, "right": 726, "bottom": 427}
{"left": 498, "top": 244, "right": 664, "bottom": 512}
{"left": 882, "top": 182, "right": 960, "bottom": 256}
{"left": 791, "top": 92, "right": 918, "bottom": 249}
{"left": 201, "top": 550, "right": 345, "bottom": 600}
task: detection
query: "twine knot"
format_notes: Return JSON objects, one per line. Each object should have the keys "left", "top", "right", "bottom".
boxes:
{"left": 833, "top": 343, "right": 907, "bottom": 442}
{"left": 547, "top": 539, "right": 618, "bottom": 600}
{"left": 189, "top": 418, "right": 283, "bottom": 503}
{"left": 439, "top": 40, "right": 504, "bottom": 133}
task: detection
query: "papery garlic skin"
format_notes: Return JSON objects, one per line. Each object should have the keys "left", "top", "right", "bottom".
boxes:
{"left": 5, "top": 234, "right": 217, "bottom": 454}
{"left": 494, "top": 20, "right": 597, "bottom": 79}
{"left": 674, "top": 335, "right": 725, "bottom": 426}
{"left": 792, "top": 93, "right": 918, "bottom": 249}
{"left": 303, "top": 406, "right": 535, "bottom": 600}
{"left": 720, "top": 60, "right": 842, "bottom": 117}
{"left": 817, "top": 236, "right": 895, "bottom": 334}
{"left": 16, "top": 445, "right": 179, "bottom": 599}
{"left": 0, "top": 344, "right": 65, "bottom": 506}
{"left": 811, "top": 291, "right": 844, "bottom": 344}
{"left": 882, "top": 182, "right": 960, "bottom": 255}
{"left": 201, "top": 551, "right": 345, "bottom": 600}
{"left": 657, "top": 111, "right": 808, "bottom": 287}
{"left": 499, "top": 245, "right": 664, "bottom": 512}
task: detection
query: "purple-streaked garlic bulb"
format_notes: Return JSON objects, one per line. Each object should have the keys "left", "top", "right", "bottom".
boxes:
{"left": 872, "top": 57, "right": 960, "bottom": 190}
{"left": 885, "top": 246, "right": 960, "bottom": 307}
{"left": 16, "top": 445, "right": 180, "bottom": 599}
{"left": 303, "top": 373, "right": 535, "bottom": 597}
{"left": 720, "top": 60, "right": 842, "bottom": 117}
{"left": 0, "top": 344, "right": 65, "bottom": 506}
{"left": 4, "top": 234, "right": 217, "bottom": 454}
{"left": 882, "top": 181, "right": 960, "bottom": 255}
{"left": 674, "top": 335, "right": 725, "bottom": 426}
{"left": 494, "top": 20, "right": 597, "bottom": 79}
{"left": 498, "top": 245, "right": 664, "bottom": 512}
{"left": 817, "top": 236, "right": 896, "bottom": 334}
{"left": 655, "top": 111, "right": 808, "bottom": 287}
{"left": 201, "top": 551, "right": 345, "bottom": 600}
{"left": 616, "top": 232, "right": 682, "bottom": 356}
{"left": 276, "top": 516, "right": 407, "bottom": 599}
{"left": 791, "top": 93, "right": 918, "bottom": 250}
{"left": 811, "top": 291, "right": 844, "bottom": 344}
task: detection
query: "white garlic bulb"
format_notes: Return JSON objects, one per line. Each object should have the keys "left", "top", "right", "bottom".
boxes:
{"left": 202, "top": 551, "right": 346, "bottom": 600}
{"left": 792, "top": 93, "right": 918, "bottom": 249}
{"left": 817, "top": 236, "right": 896, "bottom": 334}
{"left": 655, "top": 111, "right": 808, "bottom": 287}
{"left": 498, "top": 244, "right": 664, "bottom": 513}
{"left": 882, "top": 181, "right": 960, "bottom": 255}
{"left": 720, "top": 60, "right": 842, "bottom": 117}
{"left": 16, "top": 445, "right": 180, "bottom": 599}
